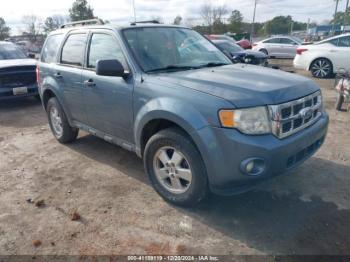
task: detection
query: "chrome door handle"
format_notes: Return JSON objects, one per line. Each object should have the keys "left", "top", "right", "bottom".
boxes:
{"left": 83, "top": 79, "right": 95, "bottom": 87}
{"left": 54, "top": 72, "right": 62, "bottom": 79}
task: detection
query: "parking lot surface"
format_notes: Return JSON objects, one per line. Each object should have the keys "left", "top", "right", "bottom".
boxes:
{"left": 0, "top": 61, "right": 349, "bottom": 255}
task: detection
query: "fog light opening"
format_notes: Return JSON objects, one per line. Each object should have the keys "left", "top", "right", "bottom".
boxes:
{"left": 241, "top": 158, "right": 265, "bottom": 176}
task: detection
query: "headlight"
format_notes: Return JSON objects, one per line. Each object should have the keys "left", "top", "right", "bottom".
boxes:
{"left": 219, "top": 107, "right": 271, "bottom": 134}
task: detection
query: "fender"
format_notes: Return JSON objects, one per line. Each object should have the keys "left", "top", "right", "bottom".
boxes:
{"left": 134, "top": 97, "right": 211, "bottom": 156}
{"left": 41, "top": 76, "right": 74, "bottom": 126}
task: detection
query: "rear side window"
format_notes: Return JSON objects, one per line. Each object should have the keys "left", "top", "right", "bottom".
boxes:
{"left": 280, "top": 38, "right": 296, "bottom": 45}
{"left": 338, "top": 36, "right": 350, "bottom": 47}
{"left": 61, "top": 34, "right": 87, "bottom": 66}
{"left": 87, "top": 33, "right": 127, "bottom": 69}
{"left": 41, "top": 34, "right": 63, "bottom": 63}
{"left": 264, "top": 38, "right": 280, "bottom": 44}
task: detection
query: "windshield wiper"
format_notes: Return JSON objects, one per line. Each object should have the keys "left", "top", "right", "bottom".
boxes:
{"left": 145, "top": 65, "right": 198, "bottom": 73}
{"left": 198, "top": 62, "right": 230, "bottom": 68}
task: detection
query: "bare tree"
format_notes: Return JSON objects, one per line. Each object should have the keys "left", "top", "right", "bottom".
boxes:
{"left": 199, "top": 3, "right": 228, "bottom": 33}
{"left": 200, "top": 3, "right": 213, "bottom": 28}
{"left": 22, "top": 15, "right": 43, "bottom": 41}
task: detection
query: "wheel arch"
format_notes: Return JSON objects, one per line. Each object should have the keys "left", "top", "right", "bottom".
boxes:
{"left": 134, "top": 98, "right": 211, "bottom": 158}
{"left": 308, "top": 57, "right": 334, "bottom": 71}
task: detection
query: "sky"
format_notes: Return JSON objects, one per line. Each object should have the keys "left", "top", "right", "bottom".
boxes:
{"left": 0, "top": 0, "right": 348, "bottom": 35}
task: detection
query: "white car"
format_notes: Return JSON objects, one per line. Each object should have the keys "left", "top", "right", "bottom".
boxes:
{"left": 252, "top": 36, "right": 302, "bottom": 58}
{"left": 294, "top": 34, "right": 350, "bottom": 78}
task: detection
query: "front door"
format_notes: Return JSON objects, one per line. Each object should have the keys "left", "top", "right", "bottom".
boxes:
{"left": 81, "top": 30, "right": 134, "bottom": 142}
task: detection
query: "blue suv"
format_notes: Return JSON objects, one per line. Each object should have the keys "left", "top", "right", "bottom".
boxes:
{"left": 38, "top": 20, "right": 329, "bottom": 206}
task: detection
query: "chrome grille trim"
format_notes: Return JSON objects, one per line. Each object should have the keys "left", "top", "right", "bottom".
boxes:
{"left": 268, "top": 91, "right": 322, "bottom": 139}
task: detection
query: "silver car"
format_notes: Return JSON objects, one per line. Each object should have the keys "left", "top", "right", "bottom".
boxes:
{"left": 252, "top": 36, "right": 302, "bottom": 58}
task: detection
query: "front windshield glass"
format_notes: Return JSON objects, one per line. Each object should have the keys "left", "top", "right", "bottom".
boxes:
{"left": 0, "top": 43, "right": 27, "bottom": 60}
{"left": 218, "top": 42, "right": 243, "bottom": 53}
{"left": 122, "top": 27, "right": 231, "bottom": 72}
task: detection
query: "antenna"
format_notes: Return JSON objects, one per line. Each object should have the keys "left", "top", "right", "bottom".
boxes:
{"left": 133, "top": 0, "right": 137, "bottom": 22}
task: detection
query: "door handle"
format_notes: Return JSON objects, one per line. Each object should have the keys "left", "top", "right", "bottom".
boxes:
{"left": 54, "top": 72, "right": 62, "bottom": 79}
{"left": 83, "top": 79, "right": 96, "bottom": 87}
{"left": 330, "top": 50, "right": 337, "bottom": 53}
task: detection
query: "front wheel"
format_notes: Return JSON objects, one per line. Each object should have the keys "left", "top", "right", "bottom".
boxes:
{"left": 144, "top": 128, "right": 208, "bottom": 206}
{"left": 310, "top": 58, "right": 333, "bottom": 78}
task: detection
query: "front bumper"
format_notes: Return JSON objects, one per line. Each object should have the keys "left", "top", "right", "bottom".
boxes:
{"left": 0, "top": 83, "right": 38, "bottom": 100}
{"left": 193, "top": 113, "right": 329, "bottom": 195}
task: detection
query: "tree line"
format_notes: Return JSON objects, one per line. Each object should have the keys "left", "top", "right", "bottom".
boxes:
{"left": 0, "top": 0, "right": 350, "bottom": 41}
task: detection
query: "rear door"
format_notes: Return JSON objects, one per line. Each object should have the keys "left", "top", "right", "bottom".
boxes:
{"left": 280, "top": 38, "right": 299, "bottom": 58}
{"left": 81, "top": 29, "right": 134, "bottom": 142}
{"left": 53, "top": 31, "right": 88, "bottom": 123}
{"left": 263, "top": 38, "right": 282, "bottom": 57}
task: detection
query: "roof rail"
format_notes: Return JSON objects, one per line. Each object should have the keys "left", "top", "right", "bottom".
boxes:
{"left": 130, "top": 20, "right": 161, "bottom": 26}
{"left": 60, "top": 18, "right": 105, "bottom": 29}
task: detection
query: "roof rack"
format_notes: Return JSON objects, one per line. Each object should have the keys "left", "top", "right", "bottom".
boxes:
{"left": 60, "top": 18, "right": 105, "bottom": 29}
{"left": 130, "top": 20, "right": 161, "bottom": 26}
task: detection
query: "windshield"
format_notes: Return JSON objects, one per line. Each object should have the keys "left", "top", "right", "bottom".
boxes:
{"left": 0, "top": 43, "right": 27, "bottom": 60}
{"left": 122, "top": 27, "right": 231, "bottom": 72}
{"left": 217, "top": 42, "right": 243, "bottom": 53}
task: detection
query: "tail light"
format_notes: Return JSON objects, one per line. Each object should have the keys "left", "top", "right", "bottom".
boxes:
{"left": 36, "top": 65, "right": 40, "bottom": 84}
{"left": 297, "top": 48, "right": 308, "bottom": 55}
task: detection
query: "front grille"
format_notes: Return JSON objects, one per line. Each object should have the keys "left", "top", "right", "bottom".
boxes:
{"left": 268, "top": 91, "right": 322, "bottom": 139}
{"left": 0, "top": 72, "right": 36, "bottom": 88}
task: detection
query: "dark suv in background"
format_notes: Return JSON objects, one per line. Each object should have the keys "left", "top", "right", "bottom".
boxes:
{"left": 0, "top": 41, "right": 38, "bottom": 100}
{"left": 38, "top": 20, "right": 328, "bottom": 206}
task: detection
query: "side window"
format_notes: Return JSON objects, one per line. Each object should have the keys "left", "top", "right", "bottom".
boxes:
{"left": 61, "top": 34, "right": 87, "bottom": 66}
{"left": 264, "top": 38, "right": 280, "bottom": 44}
{"left": 88, "top": 33, "right": 128, "bottom": 69}
{"left": 41, "top": 34, "right": 63, "bottom": 63}
{"left": 280, "top": 38, "right": 296, "bottom": 45}
{"left": 337, "top": 36, "right": 350, "bottom": 47}
{"left": 326, "top": 38, "right": 339, "bottom": 46}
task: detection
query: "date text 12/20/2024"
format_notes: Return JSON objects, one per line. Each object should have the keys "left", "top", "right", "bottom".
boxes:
{"left": 127, "top": 256, "right": 219, "bottom": 261}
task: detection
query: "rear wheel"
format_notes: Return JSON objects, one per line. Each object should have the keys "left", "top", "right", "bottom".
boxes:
{"left": 46, "top": 97, "right": 79, "bottom": 143}
{"left": 144, "top": 128, "right": 208, "bottom": 206}
{"left": 310, "top": 58, "right": 333, "bottom": 78}
{"left": 259, "top": 49, "right": 268, "bottom": 56}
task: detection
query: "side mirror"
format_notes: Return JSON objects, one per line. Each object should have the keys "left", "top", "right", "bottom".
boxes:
{"left": 96, "top": 59, "right": 129, "bottom": 78}
{"left": 28, "top": 53, "right": 35, "bottom": 59}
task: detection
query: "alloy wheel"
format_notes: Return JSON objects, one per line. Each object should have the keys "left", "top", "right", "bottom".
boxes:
{"left": 311, "top": 59, "right": 332, "bottom": 78}
{"left": 50, "top": 107, "right": 63, "bottom": 137}
{"left": 153, "top": 146, "right": 192, "bottom": 194}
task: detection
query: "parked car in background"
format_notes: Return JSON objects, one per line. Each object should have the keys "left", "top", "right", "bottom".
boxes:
{"left": 252, "top": 36, "right": 302, "bottom": 58}
{"left": 294, "top": 34, "right": 350, "bottom": 78}
{"left": 38, "top": 21, "right": 328, "bottom": 206}
{"left": 213, "top": 39, "right": 268, "bottom": 66}
{"left": 236, "top": 39, "right": 252, "bottom": 49}
{"left": 0, "top": 41, "right": 38, "bottom": 100}
{"left": 205, "top": 34, "right": 236, "bottom": 43}
{"left": 206, "top": 34, "right": 252, "bottom": 49}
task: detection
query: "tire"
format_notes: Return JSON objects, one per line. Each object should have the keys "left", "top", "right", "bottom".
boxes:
{"left": 335, "top": 93, "right": 344, "bottom": 111}
{"left": 46, "top": 97, "right": 79, "bottom": 143}
{"left": 259, "top": 49, "right": 268, "bottom": 56}
{"left": 310, "top": 58, "right": 333, "bottom": 79}
{"left": 144, "top": 127, "right": 208, "bottom": 207}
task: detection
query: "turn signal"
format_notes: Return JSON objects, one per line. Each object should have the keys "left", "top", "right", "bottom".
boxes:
{"left": 219, "top": 110, "right": 235, "bottom": 128}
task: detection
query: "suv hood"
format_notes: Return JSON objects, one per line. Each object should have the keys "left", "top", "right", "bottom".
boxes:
{"left": 154, "top": 64, "right": 319, "bottom": 108}
{"left": 0, "top": 59, "right": 37, "bottom": 69}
